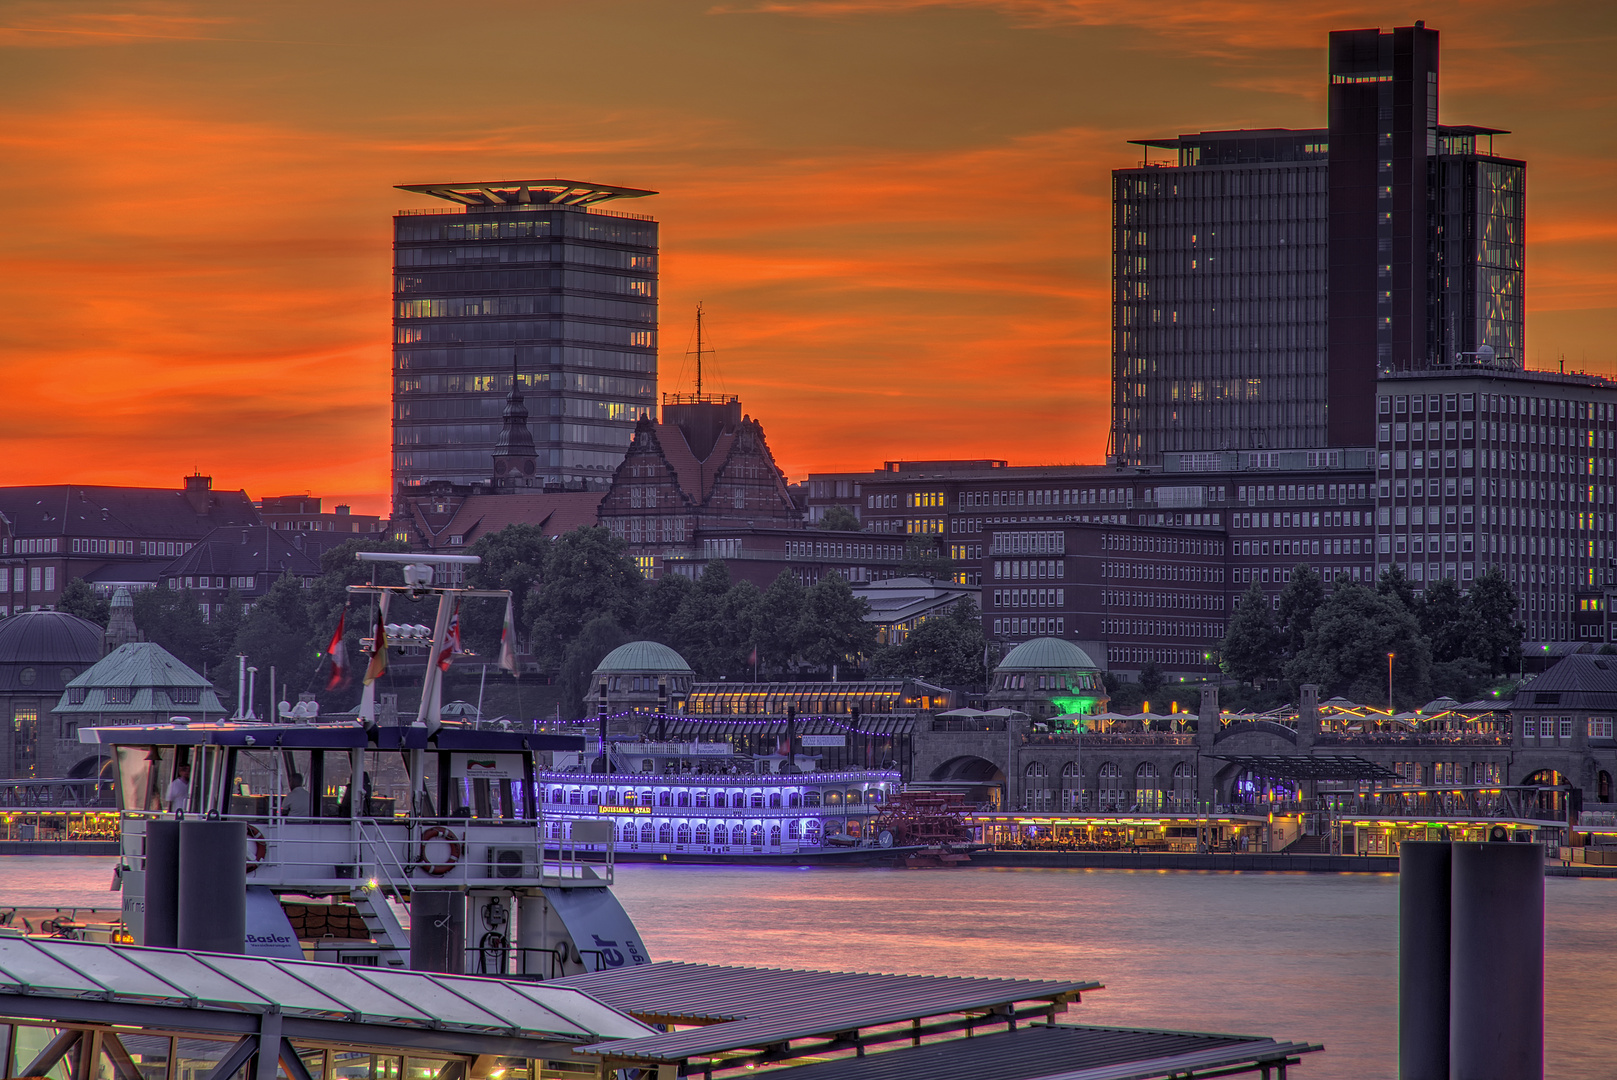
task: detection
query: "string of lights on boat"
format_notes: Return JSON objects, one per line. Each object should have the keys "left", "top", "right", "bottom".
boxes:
{"left": 543, "top": 711, "right": 906, "bottom": 737}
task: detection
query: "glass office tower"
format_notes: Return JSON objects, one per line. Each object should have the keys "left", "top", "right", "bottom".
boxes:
{"left": 1112, "top": 130, "right": 1330, "bottom": 466}
{"left": 391, "top": 180, "right": 659, "bottom": 497}
{"left": 1112, "top": 23, "right": 1524, "bottom": 468}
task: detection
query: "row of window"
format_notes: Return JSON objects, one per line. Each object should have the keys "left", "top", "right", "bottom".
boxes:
{"left": 1101, "top": 562, "right": 1228, "bottom": 583}
{"left": 546, "top": 787, "right": 879, "bottom": 808}
{"left": 1379, "top": 392, "right": 1617, "bottom": 424}
{"left": 1102, "top": 618, "right": 1224, "bottom": 640}
{"left": 994, "top": 672, "right": 1100, "bottom": 691}
{"left": 995, "top": 617, "right": 1065, "bottom": 637}
{"left": 1237, "top": 482, "right": 1370, "bottom": 505}
{"left": 396, "top": 322, "right": 656, "bottom": 348}
{"left": 6, "top": 567, "right": 56, "bottom": 594}
{"left": 1235, "top": 537, "right": 1371, "bottom": 558}
{"left": 1103, "top": 533, "right": 1224, "bottom": 556}
{"left": 994, "top": 559, "right": 1063, "bottom": 581}
{"left": 1104, "top": 590, "right": 1225, "bottom": 612}
{"left": 605, "top": 820, "right": 820, "bottom": 846}
{"left": 1520, "top": 716, "right": 1615, "bottom": 740}
{"left": 994, "top": 588, "right": 1065, "bottom": 609}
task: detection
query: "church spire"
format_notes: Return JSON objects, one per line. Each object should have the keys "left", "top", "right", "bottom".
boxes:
{"left": 492, "top": 356, "right": 537, "bottom": 489}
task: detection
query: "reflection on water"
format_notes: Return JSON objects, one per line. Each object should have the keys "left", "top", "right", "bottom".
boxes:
{"left": 4, "top": 858, "right": 1613, "bottom": 1080}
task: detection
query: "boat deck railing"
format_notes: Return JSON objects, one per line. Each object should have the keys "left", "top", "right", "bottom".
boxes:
{"left": 120, "top": 812, "right": 615, "bottom": 890}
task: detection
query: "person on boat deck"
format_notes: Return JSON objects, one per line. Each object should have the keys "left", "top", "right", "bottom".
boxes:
{"left": 285, "top": 773, "right": 311, "bottom": 817}
{"left": 165, "top": 764, "right": 190, "bottom": 814}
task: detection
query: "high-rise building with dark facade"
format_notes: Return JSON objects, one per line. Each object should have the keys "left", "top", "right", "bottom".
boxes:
{"left": 1327, "top": 24, "right": 1525, "bottom": 445}
{"left": 391, "top": 180, "right": 659, "bottom": 501}
{"left": 1112, "top": 23, "right": 1523, "bottom": 465}
{"left": 1112, "top": 130, "right": 1330, "bottom": 464}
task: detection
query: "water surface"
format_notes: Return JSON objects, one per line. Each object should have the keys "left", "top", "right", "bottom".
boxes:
{"left": 5, "top": 857, "right": 1613, "bottom": 1079}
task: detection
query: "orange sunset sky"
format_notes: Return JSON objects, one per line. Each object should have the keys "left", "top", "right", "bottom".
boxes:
{"left": 2, "top": 1, "right": 1614, "bottom": 515}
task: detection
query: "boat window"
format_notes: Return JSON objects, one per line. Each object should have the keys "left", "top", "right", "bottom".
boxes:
{"left": 695, "top": 791, "right": 709, "bottom": 807}
{"left": 587, "top": 789, "right": 600, "bottom": 805}
{"left": 115, "top": 746, "right": 162, "bottom": 813}
{"left": 788, "top": 792, "right": 801, "bottom": 808}
{"left": 846, "top": 789, "right": 862, "bottom": 805}
{"left": 623, "top": 790, "right": 636, "bottom": 805}
{"left": 639, "top": 823, "right": 654, "bottom": 844}
{"left": 769, "top": 792, "right": 782, "bottom": 808}
{"left": 320, "top": 750, "right": 356, "bottom": 818}
{"left": 729, "top": 825, "right": 745, "bottom": 845}
{"left": 640, "top": 791, "right": 654, "bottom": 807}
{"left": 568, "top": 790, "right": 582, "bottom": 805}
{"left": 658, "top": 791, "right": 672, "bottom": 807}
{"left": 804, "top": 791, "right": 821, "bottom": 807}
{"left": 552, "top": 788, "right": 566, "bottom": 804}
{"left": 803, "top": 819, "right": 821, "bottom": 843}
{"left": 364, "top": 750, "right": 410, "bottom": 818}
{"left": 658, "top": 823, "right": 673, "bottom": 843}
{"left": 227, "top": 750, "right": 284, "bottom": 819}
{"left": 749, "top": 825, "right": 764, "bottom": 847}
{"left": 695, "top": 824, "right": 710, "bottom": 844}
{"left": 769, "top": 825, "right": 781, "bottom": 847}
{"left": 749, "top": 793, "right": 764, "bottom": 809}
{"left": 621, "top": 823, "right": 636, "bottom": 844}
{"left": 676, "top": 791, "right": 690, "bottom": 807}
{"left": 788, "top": 819, "right": 801, "bottom": 839}
{"left": 676, "top": 823, "right": 691, "bottom": 844}
{"left": 711, "top": 791, "right": 726, "bottom": 808}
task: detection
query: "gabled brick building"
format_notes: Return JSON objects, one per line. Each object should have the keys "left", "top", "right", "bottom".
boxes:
{"left": 599, "top": 396, "right": 803, "bottom": 574}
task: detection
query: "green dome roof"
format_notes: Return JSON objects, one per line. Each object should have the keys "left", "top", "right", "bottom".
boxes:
{"left": 593, "top": 640, "right": 693, "bottom": 675}
{"left": 996, "top": 637, "right": 1098, "bottom": 672}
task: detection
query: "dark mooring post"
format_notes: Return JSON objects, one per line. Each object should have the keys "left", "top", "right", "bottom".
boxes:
{"left": 142, "top": 819, "right": 181, "bottom": 948}
{"left": 1398, "top": 841, "right": 1451, "bottom": 1080}
{"left": 176, "top": 819, "right": 246, "bottom": 954}
{"left": 1449, "top": 839, "right": 1544, "bottom": 1079}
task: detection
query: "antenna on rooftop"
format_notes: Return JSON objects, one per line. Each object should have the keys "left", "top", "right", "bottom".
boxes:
{"left": 692, "top": 302, "right": 707, "bottom": 398}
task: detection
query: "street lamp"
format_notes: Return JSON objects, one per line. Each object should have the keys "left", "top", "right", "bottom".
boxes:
{"left": 1386, "top": 652, "right": 1396, "bottom": 712}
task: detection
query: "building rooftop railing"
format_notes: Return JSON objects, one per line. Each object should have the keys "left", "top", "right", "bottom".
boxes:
{"left": 1314, "top": 732, "right": 1510, "bottom": 747}
{"left": 395, "top": 203, "right": 655, "bottom": 221}
{"left": 1022, "top": 732, "right": 1196, "bottom": 747}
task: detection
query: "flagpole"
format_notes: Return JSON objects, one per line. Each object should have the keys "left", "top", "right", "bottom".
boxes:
{"left": 475, "top": 663, "right": 487, "bottom": 725}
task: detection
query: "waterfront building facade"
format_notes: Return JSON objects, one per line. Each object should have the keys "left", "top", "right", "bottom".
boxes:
{"left": 391, "top": 180, "right": 658, "bottom": 498}
{"left": 1375, "top": 367, "right": 1617, "bottom": 642}
{"left": 257, "top": 495, "right": 385, "bottom": 537}
{"left": 597, "top": 396, "right": 803, "bottom": 576}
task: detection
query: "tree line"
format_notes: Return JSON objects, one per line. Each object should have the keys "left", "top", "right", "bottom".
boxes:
{"left": 1219, "top": 564, "right": 1524, "bottom": 708}
{"left": 56, "top": 525, "right": 986, "bottom": 716}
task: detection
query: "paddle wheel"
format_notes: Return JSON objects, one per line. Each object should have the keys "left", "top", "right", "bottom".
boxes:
{"left": 873, "top": 792, "right": 975, "bottom": 866}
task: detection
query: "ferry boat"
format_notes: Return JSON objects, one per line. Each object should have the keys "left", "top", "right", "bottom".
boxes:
{"left": 77, "top": 552, "right": 653, "bottom": 977}
{"left": 539, "top": 738, "right": 902, "bottom": 861}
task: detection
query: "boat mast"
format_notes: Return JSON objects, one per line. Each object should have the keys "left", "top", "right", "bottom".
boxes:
{"left": 694, "top": 302, "right": 704, "bottom": 398}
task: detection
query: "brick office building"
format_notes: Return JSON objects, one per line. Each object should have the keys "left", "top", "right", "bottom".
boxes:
{"left": 597, "top": 395, "right": 802, "bottom": 576}
{"left": 0, "top": 475, "right": 259, "bottom": 615}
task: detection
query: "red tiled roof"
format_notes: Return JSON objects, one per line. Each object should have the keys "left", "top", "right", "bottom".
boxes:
{"left": 434, "top": 492, "right": 604, "bottom": 548}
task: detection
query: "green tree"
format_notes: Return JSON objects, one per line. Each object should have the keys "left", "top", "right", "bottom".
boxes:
{"left": 1288, "top": 582, "right": 1430, "bottom": 707}
{"left": 132, "top": 587, "right": 210, "bottom": 671}
{"left": 558, "top": 616, "right": 631, "bottom": 713}
{"left": 57, "top": 578, "right": 110, "bottom": 627}
{"left": 203, "top": 588, "right": 246, "bottom": 675}
{"left": 1463, "top": 567, "right": 1524, "bottom": 675}
{"left": 871, "top": 599, "right": 986, "bottom": 685}
{"left": 1137, "top": 661, "right": 1165, "bottom": 702}
{"left": 1276, "top": 564, "right": 1325, "bottom": 659}
{"left": 755, "top": 570, "right": 808, "bottom": 676}
{"left": 465, "top": 523, "right": 554, "bottom": 654}
{"left": 638, "top": 572, "right": 694, "bottom": 641}
{"left": 1377, "top": 563, "right": 1418, "bottom": 613}
{"left": 1418, "top": 577, "right": 1469, "bottom": 663}
{"left": 232, "top": 575, "right": 319, "bottom": 707}
{"left": 527, "top": 527, "right": 644, "bottom": 668}
{"left": 899, "top": 537, "right": 954, "bottom": 581}
{"left": 798, "top": 571, "right": 877, "bottom": 673}
{"left": 663, "top": 563, "right": 762, "bottom": 678}
{"left": 819, "top": 506, "right": 862, "bottom": 531}
{"left": 1220, "top": 582, "right": 1282, "bottom": 684}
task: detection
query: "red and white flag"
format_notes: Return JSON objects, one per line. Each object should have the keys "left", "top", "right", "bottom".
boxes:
{"left": 437, "top": 608, "right": 462, "bottom": 672}
{"left": 325, "top": 611, "right": 348, "bottom": 689}
{"left": 498, "top": 597, "right": 519, "bottom": 676}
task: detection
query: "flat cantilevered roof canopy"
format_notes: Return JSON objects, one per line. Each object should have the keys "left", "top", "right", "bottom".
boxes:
{"left": 0, "top": 937, "right": 651, "bottom": 1080}
{"left": 761, "top": 1024, "right": 1321, "bottom": 1080}
{"left": 558, "top": 961, "right": 1098, "bottom": 1069}
{"left": 397, "top": 180, "right": 656, "bottom": 207}
{"left": 1212, "top": 754, "right": 1402, "bottom": 782}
